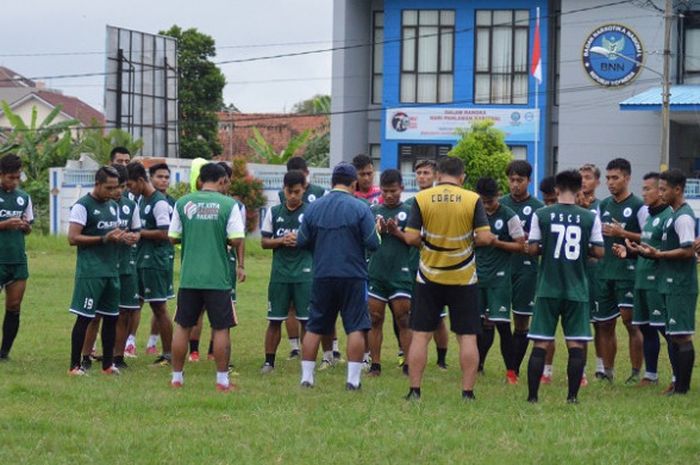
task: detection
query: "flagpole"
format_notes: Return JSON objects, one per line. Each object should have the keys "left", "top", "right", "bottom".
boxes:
{"left": 533, "top": 6, "right": 540, "bottom": 198}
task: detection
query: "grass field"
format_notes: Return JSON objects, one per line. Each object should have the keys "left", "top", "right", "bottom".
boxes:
{"left": 1, "top": 235, "right": 699, "bottom": 465}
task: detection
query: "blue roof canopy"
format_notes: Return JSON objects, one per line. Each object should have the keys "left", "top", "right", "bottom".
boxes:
{"left": 620, "top": 85, "right": 700, "bottom": 111}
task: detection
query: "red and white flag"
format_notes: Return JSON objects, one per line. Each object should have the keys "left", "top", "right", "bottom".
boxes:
{"left": 531, "top": 7, "right": 542, "bottom": 85}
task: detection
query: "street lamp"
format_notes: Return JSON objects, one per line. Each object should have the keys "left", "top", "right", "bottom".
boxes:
{"left": 589, "top": 46, "right": 671, "bottom": 171}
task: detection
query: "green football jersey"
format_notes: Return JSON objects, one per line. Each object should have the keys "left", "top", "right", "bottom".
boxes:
{"left": 278, "top": 183, "right": 328, "bottom": 205}
{"left": 0, "top": 188, "right": 33, "bottom": 264}
{"left": 136, "top": 190, "right": 172, "bottom": 270}
{"left": 117, "top": 194, "right": 140, "bottom": 276}
{"left": 501, "top": 194, "right": 544, "bottom": 274}
{"left": 635, "top": 205, "right": 672, "bottom": 290}
{"left": 368, "top": 202, "right": 416, "bottom": 284}
{"left": 69, "top": 194, "right": 120, "bottom": 279}
{"left": 261, "top": 203, "right": 313, "bottom": 283}
{"left": 530, "top": 203, "right": 603, "bottom": 302}
{"left": 598, "top": 194, "right": 646, "bottom": 281}
{"left": 659, "top": 203, "right": 697, "bottom": 295}
{"left": 476, "top": 204, "right": 523, "bottom": 288}
{"left": 169, "top": 190, "right": 245, "bottom": 290}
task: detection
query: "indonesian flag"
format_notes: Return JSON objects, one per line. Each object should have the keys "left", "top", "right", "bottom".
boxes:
{"left": 531, "top": 7, "right": 542, "bottom": 85}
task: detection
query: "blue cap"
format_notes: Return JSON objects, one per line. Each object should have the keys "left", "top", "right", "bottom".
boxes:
{"left": 332, "top": 162, "right": 357, "bottom": 180}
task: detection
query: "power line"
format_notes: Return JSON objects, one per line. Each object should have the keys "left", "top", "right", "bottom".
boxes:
{"left": 0, "top": 0, "right": 641, "bottom": 84}
{"left": 0, "top": 76, "right": 665, "bottom": 132}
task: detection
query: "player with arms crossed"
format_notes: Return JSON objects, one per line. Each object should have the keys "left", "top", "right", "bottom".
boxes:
{"left": 0, "top": 154, "right": 33, "bottom": 361}
{"left": 526, "top": 170, "right": 604, "bottom": 403}
{"left": 260, "top": 170, "right": 312, "bottom": 373}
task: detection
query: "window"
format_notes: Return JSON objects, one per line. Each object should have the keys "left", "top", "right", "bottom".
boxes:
{"left": 683, "top": 13, "right": 700, "bottom": 80}
{"left": 369, "top": 144, "right": 382, "bottom": 166}
{"left": 400, "top": 10, "right": 455, "bottom": 103}
{"left": 398, "top": 144, "right": 451, "bottom": 172}
{"left": 371, "top": 12, "right": 384, "bottom": 104}
{"left": 507, "top": 145, "right": 527, "bottom": 160}
{"left": 474, "top": 10, "right": 529, "bottom": 104}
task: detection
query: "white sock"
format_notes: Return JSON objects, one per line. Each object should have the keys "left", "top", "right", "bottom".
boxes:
{"left": 596, "top": 357, "right": 605, "bottom": 373}
{"left": 645, "top": 371, "right": 658, "bottom": 381}
{"left": 347, "top": 362, "right": 362, "bottom": 387}
{"left": 126, "top": 334, "right": 136, "bottom": 346}
{"left": 216, "top": 371, "right": 229, "bottom": 387}
{"left": 323, "top": 351, "right": 333, "bottom": 362}
{"left": 672, "top": 375, "right": 677, "bottom": 383}
{"left": 332, "top": 339, "right": 339, "bottom": 352}
{"left": 147, "top": 335, "right": 159, "bottom": 347}
{"left": 301, "top": 360, "right": 315, "bottom": 385}
{"left": 363, "top": 352, "right": 370, "bottom": 363}
{"left": 171, "top": 371, "right": 184, "bottom": 384}
{"left": 289, "top": 338, "right": 300, "bottom": 351}
{"left": 543, "top": 365, "right": 553, "bottom": 377}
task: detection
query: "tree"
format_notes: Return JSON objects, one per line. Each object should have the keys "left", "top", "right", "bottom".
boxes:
{"left": 291, "top": 94, "right": 330, "bottom": 115}
{"left": 0, "top": 102, "right": 80, "bottom": 232}
{"left": 76, "top": 128, "right": 143, "bottom": 165}
{"left": 302, "top": 131, "right": 330, "bottom": 168}
{"left": 160, "top": 25, "right": 226, "bottom": 160}
{"left": 292, "top": 94, "right": 330, "bottom": 167}
{"left": 229, "top": 157, "right": 266, "bottom": 232}
{"left": 448, "top": 119, "right": 513, "bottom": 192}
{"left": 247, "top": 127, "right": 310, "bottom": 165}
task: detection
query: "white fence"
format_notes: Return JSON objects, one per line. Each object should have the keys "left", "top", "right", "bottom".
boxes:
{"left": 49, "top": 161, "right": 420, "bottom": 235}
{"left": 51, "top": 160, "right": 700, "bottom": 235}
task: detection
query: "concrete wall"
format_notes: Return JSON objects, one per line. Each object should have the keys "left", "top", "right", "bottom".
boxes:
{"left": 330, "top": 0, "right": 373, "bottom": 166}
{"left": 558, "top": 0, "right": 673, "bottom": 196}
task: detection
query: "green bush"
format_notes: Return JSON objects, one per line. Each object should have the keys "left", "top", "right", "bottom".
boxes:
{"left": 448, "top": 119, "right": 513, "bottom": 193}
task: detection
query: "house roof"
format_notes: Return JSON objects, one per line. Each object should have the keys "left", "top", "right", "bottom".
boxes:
{"left": 0, "top": 66, "right": 36, "bottom": 88}
{"left": 619, "top": 85, "right": 700, "bottom": 111}
{"left": 217, "top": 112, "right": 327, "bottom": 160}
{"left": 0, "top": 66, "right": 104, "bottom": 126}
{"left": 34, "top": 91, "right": 104, "bottom": 126}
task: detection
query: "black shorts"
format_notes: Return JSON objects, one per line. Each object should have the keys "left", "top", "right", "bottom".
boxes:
{"left": 306, "top": 278, "right": 371, "bottom": 335}
{"left": 175, "top": 288, "right": 236, "bottom": 330}
{"left": 411, "top": 281, "right": 481, "bottom": 335}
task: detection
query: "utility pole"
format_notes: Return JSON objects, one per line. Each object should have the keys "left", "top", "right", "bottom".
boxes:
{"left": 660, "top": 0, "right": 673, "bottom": 171}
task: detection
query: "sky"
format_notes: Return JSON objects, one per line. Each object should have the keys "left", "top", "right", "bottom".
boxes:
{"left": 0, "top": 0, "right": 333, "bottom": 113}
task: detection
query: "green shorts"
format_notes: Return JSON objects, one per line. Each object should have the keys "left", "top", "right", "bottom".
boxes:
{"left": 267, "top": 281, "right": 311, "bottom": 321}
{"left": 69, "top": 276, "right": 120, "bottom": 317}
{"left": 511, "top": 269, "right": 537, "bottom": 315}
{"left": 593, "top": 279, "right": 634, "bottom": 322}
{"left": 529, "top": 297, "right": 592, "bottom": 341}
{"left": 368, "top": 279, "right": 412, "bottom": 302}
{"left": 119, "top": 273, "right": 140, "bottom": 309}
{"left": 633, "top": 288, "right": 666, "bottom": 327}
{"left": 0, "top": 263, "right": 28, "bottom": 289}
{"left": 478, "top": 286, "right": 511, "bottom": 322}
{"left": 664, "top": 293, "right": 697, "bottom": 336}
{"left": 137, "top": 268, "right": 174, "bottom": 303}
